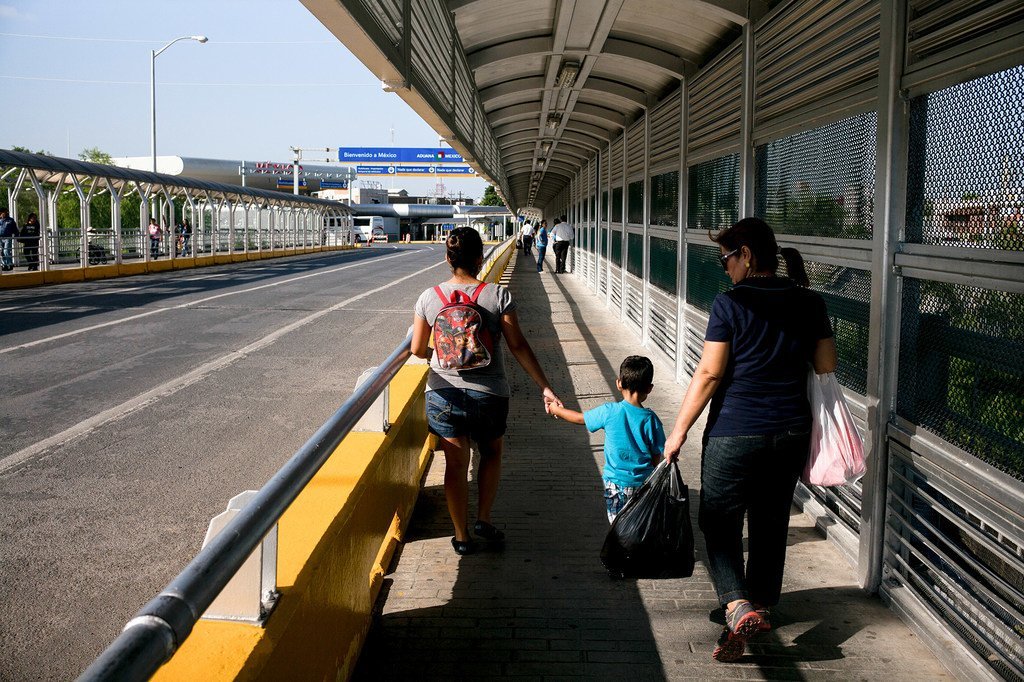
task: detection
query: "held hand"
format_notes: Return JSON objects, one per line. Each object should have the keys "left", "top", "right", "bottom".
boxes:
{"left": 663, "top": 430, "right": 686, "bottom": 463}
{"left": 542, "top": 387, "right": 562, "bottom": 408}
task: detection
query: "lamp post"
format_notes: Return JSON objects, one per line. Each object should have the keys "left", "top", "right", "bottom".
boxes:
{"left": 151, "top": 35, "right": 208, "bottom": 173}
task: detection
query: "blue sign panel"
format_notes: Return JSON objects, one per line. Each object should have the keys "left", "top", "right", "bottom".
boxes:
{"left": 319, "top": 180, "right": 349, "bottom": 189}
{"left": 276, "top": 178, "right": 307, "bottom": 187}
{"left": 354, "top": 164, "right": 476, "bottom": 177}
{"left": 339, "top": 147, "right": 465, "bottom": 164}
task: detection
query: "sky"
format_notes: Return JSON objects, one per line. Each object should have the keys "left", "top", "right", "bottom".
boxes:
{"left": 0, "top": 0, "right": 489, "bottom": 200}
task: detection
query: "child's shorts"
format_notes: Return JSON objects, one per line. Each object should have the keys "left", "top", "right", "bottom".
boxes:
{"left": 603, "top": 480, "right": 641, "bottom": 523}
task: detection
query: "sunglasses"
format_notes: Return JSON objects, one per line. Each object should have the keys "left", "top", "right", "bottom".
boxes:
{"left": 719, "top": 248, "right": 738, "bottom": 271}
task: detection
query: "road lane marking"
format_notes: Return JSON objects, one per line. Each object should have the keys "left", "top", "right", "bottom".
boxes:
{"left": 0, "top": 256, "right": 445, "bottom": 475}
{"left": 0, "top": 249, "right": 427, "bottom": 354}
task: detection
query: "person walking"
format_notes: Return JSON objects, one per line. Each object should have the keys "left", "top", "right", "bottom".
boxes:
{"left": 411, "top": 227, "right": 561, "bottom": 555}
{"left": 0, "top": 207, "right": 19, "bottom": 271}
{"left": 180, "top": 218, "right": 192, "bottom": 256}
{"left": 148, "top": 217, "right": 162, "bottom": 260}
{"left": 19, "top": 212, "right": 40, "bottom": 271}
{"left": 550, "top": 215, "right": 575, "bottom": 274}
{"left": 545, "top": 355, "right": 665, "bottom": 523}
{"left": 662, "top": 217, "right": 837, "bottom": 663}
{"left": 534, "top": 219, "right": 549, "bottom": 273}
{"left": 519, "top": 221, "right": 534, "bottom": 255}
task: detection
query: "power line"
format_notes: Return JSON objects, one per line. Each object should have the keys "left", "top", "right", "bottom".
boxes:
{"left": 0, "top": 32, "right": 335, "bottom": 44}
{"left": 0, "top": 75, "right": 375, "bottom": 87}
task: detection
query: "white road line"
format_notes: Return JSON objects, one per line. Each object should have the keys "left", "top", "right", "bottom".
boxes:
{"left": 0, "top": 250, "right": 420, "bottom": 355}
{"left": 0, "top": 256, "right": 445, "bottom": 475}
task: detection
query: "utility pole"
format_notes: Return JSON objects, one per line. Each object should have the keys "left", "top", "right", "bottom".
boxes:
{"left": 289, "top": 147, "right": 334, "bottom": 196}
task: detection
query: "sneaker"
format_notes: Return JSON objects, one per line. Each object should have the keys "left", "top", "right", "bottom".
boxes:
{"left": 712, "top": 601, "right": 764, "bottom": 662}
{"left": 751, "top": 604, "right": 772, "bottom": 632}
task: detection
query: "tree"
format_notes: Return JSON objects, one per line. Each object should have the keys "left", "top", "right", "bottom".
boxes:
{"left": 480, "top": 184, "right": 504, "bottom": 206}
{"left": 79, "top": 147, "right": 113, "bottom": 165}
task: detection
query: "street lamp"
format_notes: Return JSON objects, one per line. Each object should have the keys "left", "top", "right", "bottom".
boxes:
{"left": 151, "top": 35, "right": 208, "bottom": 172}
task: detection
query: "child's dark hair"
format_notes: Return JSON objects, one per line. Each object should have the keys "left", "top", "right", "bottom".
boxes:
{"left": 619, "top": 355, "right": 654, "bottom": 391}
{"left": 446, "top": 226, "right": 483, "bottom": 275}
{"left": 712, "top": 217, "right": 810, "bottom": 287}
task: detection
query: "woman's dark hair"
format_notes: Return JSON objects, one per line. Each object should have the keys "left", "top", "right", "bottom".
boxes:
{"left": 619, "top": 355, "right": 654, "bottom": 391}
{"left": 712, "top": 217, "right": 809, "bottom": 287}
{"left": 27, "top": 213, "right": 38, "bottom": 223}
{"left": 446, "top": 226, "right": 484, "bottom": 275}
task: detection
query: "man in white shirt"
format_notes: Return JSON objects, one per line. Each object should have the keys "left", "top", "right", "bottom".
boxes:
{"left": 519, "top": 221, "right": 534, "bottom": 255}
{"left": 550, "top": 216, "right": 575, "bottom": 274}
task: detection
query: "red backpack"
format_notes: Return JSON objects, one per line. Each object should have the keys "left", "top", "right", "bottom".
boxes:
{"left": 432, "top": 283, "right": 494, "bottom": 370}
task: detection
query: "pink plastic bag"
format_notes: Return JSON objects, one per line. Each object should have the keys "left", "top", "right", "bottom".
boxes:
{"left": 803, "top": 371, "right": 866, "bottom": 487}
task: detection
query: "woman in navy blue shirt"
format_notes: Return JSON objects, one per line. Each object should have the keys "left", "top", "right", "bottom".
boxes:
{"left": 664, "top": 217, "right": 837, "bottom": 663}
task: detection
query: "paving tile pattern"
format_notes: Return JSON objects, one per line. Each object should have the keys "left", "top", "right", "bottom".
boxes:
{"left": 354, "top": 251, "right": 952, "bottom": 680}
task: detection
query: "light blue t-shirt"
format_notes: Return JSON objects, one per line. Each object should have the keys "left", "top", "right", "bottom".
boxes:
{"left": 583, "top": 401, "right": 665, "bottom": 487}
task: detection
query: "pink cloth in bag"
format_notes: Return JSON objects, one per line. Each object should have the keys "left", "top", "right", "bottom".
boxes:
{"left": 803, "top": 371, "right": 866, "bottom": 487}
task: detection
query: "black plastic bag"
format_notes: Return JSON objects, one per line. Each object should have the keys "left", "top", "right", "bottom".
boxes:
{"left": 600, "top": 460, "right": 695, "bottom": 578}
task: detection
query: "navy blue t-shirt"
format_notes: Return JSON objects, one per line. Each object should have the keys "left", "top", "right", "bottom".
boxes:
{"left": 704, "top": 277, "right": 833, "bottom": 436}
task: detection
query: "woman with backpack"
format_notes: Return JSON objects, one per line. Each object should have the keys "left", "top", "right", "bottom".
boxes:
{"left": 411, "top": 227, "right": 561, "bottom": 555}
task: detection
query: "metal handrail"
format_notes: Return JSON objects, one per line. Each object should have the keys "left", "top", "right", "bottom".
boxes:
{"left": 78, "top": 238, "right": 511, "bottom": 681}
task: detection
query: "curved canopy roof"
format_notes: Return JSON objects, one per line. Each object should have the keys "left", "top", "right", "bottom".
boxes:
{"left": 302, "top": 0, "right": 769, "bottom": 212}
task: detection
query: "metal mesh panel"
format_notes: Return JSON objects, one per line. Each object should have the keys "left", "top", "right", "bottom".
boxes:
{"left": 650, "top": 171, "right": 679, "bottom": 228}
{"left": 612, "top": 187, "right": 624, "bottom": 223}
{"left": 649, "top": 236, "right": 677, "bottom": 294}
{"left": 886, "top": 443, "right": 1024, "bottom": 681}
{"left": 627, "top": 181, "right": 644, "bottom": 225}
{"left": 688, "top": 154, "right": 739, "bottom": 231}
{"left": 626, "top": 232, "right": 643, "bottom": 277}
{"left": 897, "top": 278, "right": 1024, "bottom": 481}
{"left": 905, "top": 66, "right": 1024, "bottom": 250}
{"left": 803, "top": 262, "right": 871, "bottom": 395}
{"left": 611, "top": 229, "right": 622, "bottom": 266}
{"left": 755, "top": 112, "right": 877, "bottom": 239}
{"left": 685, "top": 242, "right": 731, "bottom": 314}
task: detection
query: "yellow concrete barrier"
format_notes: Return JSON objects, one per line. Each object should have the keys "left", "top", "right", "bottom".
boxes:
{"left": 153, "top": 364, "right": 431, "bottom": 681}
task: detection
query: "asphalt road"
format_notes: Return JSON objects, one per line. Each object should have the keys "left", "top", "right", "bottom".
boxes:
{"left": 0, "top": 245, "right": 451, "bottom": 680}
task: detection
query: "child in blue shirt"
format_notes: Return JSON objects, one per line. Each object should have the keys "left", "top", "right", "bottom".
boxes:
{"left": 547, "top": 355, "right": 665, "bottom": 521}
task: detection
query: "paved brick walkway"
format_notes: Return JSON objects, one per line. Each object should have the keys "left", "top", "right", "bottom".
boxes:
{"left": 354, "top": 250, "right": 952, "bottom": 680}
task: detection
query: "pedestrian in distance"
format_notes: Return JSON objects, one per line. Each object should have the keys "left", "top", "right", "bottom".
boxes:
{"left": 534, "top": 219, "right": 549, "bottom": 273}
{"left": 411, "top": 227, "right": 562, "bottom": 556}
{"left": 662, "top": 217, "right": 837, "bottom": 663}
{"left": 519, "top": 221, "right": 534, "bottom": 255}
{"left": 148, "top": 217, "right": 162, "bottom": 259}
{"left": 546, "top": 355, "right": 665, "bottom": 523}
{"left": 0, "top": 207, "right": 19, "bottom": 271}
{"left": 19, "top": 212, "right": 41, "bottom": 271}
{"left": 180, "top": 218, "right": 193, "bottom": 256}
{"left": 550, "top": 215, "right": 575, "bottom": 274}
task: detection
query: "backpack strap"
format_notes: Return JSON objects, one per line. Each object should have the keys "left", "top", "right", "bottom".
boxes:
{"left": 433, "top": 285, "right": 451, "bottom": 305}
{"left": 468, "top": 282, "right": 488, "bottom": 304}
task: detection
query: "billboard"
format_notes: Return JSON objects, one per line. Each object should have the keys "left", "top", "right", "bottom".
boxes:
{"left": 354, "top": 164, "right": 476, "bottom": 177}
{"left": 339, "top": 147, "right": 465, "bottom": 164}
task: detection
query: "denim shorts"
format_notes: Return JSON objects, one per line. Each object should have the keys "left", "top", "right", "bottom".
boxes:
{"left": 426, "top": 388, "right": 509, "bottom": 443}
{"left": 603, "top": 480, "right": 641, "bottom": 523}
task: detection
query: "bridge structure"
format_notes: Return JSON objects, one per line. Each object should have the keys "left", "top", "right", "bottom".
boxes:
{"left": 0, "top": 149, "right": 354, "bottom": 285}
{"left": 18, "top": 1, "right": 1018, "bottom": 680}
{"left": 297, "top": 1, "right": 1022, "bottom": 677}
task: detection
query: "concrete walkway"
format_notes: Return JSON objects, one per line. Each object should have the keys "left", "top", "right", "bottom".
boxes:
{"left": 354, "top": 249, "right": 952, "bottom": 680}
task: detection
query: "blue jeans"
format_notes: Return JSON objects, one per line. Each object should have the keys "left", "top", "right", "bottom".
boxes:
{"left": 426, "top": 388, "right": 509, "bottom": 443}
{"left": 535, "top": 244, "right": 547, "bottom": 271}
{"left": 698, "top": 429, "right": 810, "bottom": 608}
{"left": 1, "top": 237, "right": 13, "bottom": 269}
